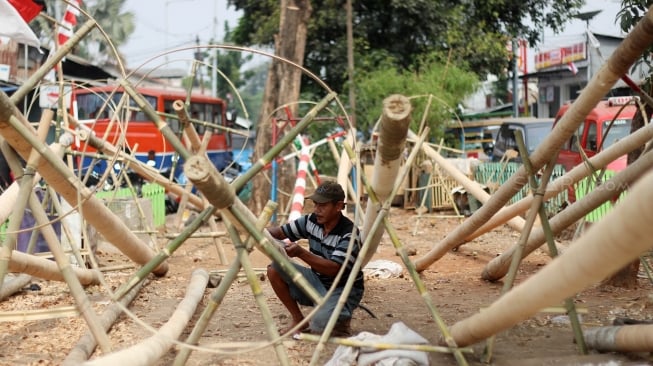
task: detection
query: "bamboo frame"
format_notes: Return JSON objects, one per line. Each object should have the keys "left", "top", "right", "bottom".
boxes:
{"left": 465, "top": 121, "right": 653, "bottom": 244}
{"left": 482, "top": 148, "right": 653, "bottom": 281}
{"left": 336, "top": 131, "right": 470, "bottom": 366}
{"left": 448, "top": 168, "right": 653, "bottom": 347}
{"left": 360, "top": 94, "right": 412, "bottom": 266}
{"left": 0, "top": 95, "right": 168, "bottom": 277}
{"left": 84, "top": 269, "right": 209, "bottom": 365}
{"left": 414, "top": 7, "right": 653, "bottom": 272}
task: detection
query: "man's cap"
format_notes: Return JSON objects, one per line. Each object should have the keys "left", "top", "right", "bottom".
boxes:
{"left": 306, "top": 181, "right": 345, "bottom": 203}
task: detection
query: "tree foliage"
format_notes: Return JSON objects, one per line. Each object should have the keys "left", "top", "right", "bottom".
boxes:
{"left": 228, "top": 0, "right": 584, "bottom": 96}
{"left": 353, "top": 53, "right": 478, "bottom": 139}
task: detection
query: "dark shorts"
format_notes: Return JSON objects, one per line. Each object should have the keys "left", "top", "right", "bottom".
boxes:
{"left": 271, "top": 261, "right": 364, "bottom": 332}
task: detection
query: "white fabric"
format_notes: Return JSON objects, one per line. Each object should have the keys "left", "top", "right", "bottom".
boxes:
{"left": 0, "top": 0, "right": 40, "bottom": 48}
{"left": 363, "top": 259, "right": 404, "bottom": 279}
{"left": 325, "top": 322, "right": 429, "bottom": 366}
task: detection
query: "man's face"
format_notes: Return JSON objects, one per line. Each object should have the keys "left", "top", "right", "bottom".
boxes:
{"left": 312, "top": 201, "right": 343, "bottom": 225}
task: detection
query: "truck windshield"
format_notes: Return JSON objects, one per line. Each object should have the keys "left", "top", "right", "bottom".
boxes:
{"left": 602, "top": 119, "right": 631, "bottom": 148}
{"left": 526, "top": 125, "right": 551, "bottom": 153}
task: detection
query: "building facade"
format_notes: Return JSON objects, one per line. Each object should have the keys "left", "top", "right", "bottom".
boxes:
{"left": 525, "top": 33, "right": 650, "bottom": 118}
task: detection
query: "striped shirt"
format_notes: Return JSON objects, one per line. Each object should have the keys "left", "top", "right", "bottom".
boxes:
{"left": 281, "top": 213, "right": 364, "bottom": 291}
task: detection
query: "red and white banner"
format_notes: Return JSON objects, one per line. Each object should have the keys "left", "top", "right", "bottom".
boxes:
{"left": 288, "top": 147, "right": 312, "bottom": 222}
{"left": 58, "top": 0, "right": 82, "bottom": 46}
{"left": 0, "top": 0, "right": 40, "bottom": 48}
{"left": 567, "top": 62, "right": 578, "bottom": 75}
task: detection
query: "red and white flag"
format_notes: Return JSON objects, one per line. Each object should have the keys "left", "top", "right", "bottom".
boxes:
{"left": 58, "top": 0, "right": 82, "bottom": 46}
{"left": 0, "top": 0, "right": 40, "bottom": 48}
{"left": 567, "top": 61, "right": 578, "bottom": 75}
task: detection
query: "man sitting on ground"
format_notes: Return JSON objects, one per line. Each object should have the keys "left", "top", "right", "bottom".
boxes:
{"left": 266, "top": 181, "right": 364, "bottom": 336}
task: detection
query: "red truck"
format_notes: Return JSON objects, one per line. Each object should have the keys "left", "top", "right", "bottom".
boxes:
{"left": 553, "top": 96, "right": 638, "bottom": 202}
{"left": 554, "top": 96, "right": 637, "bottom": 173}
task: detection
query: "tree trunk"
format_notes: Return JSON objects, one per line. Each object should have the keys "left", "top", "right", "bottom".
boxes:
{"left": 250, "top": 0, "right": 312, "bottom": 218}
{"left": 603, "top": 91, "right": 653, "bottom": 288}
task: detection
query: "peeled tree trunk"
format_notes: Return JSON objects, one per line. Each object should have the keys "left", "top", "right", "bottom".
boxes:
{"left": 448, "top": 169, "right": 653, "bottom": 347}
{"left": 361, "top": 95, "right": 411, "bottom": 265}
{"left": 414, "top": 6, "right": 653, "bottom": 272}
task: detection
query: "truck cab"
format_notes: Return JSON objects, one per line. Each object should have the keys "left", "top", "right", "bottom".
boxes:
{"left": 554, "top": 96, "right": 638, "bottom": 173}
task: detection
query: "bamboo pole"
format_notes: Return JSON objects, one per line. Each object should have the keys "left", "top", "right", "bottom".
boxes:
{"left": 0, "top": 121, "right": 51, "bottom": 290}
{"left": 225, "top": 220, "right": 291, "bottom": 365}
{"left": 331, "top": 136, "right": 470, "bottom": 366}
{"left": 447, "top": 169, "right": 653, "bottom": 347}
{"left": 336, "top": 128, "right": 357, "bottom": 203}
{"left": 8, "top": 249, "right": 100, "bottom": 284}
{"left": 63, "top": 279, "right": 148, "bottom": 365}
{"left": 407, "top": 128, "right": 527, "bottom": 238}
{"left": 360, "top": 95, "right": 412, "bottom": 266}
{"left": 299, "top": 333, "right": 474, "bottom": 354}
{"left": 0, "top": 94, "right": 168, "bottom": 276}
{"left": 9, "top": 19, "right": 96, "bottom": 104}
{"left": 482, "top": 131, "right": 585, "bottom": 362}
{"left": 84, "top": 269, "right": 209, "bottom": 365}
{"left": 173, "top": 201, "right": 278, "bottom": 366}
{"left": 28, "top": 192, "right": 113, "bottom": 352}
{"left": 414, "top": 6, "right": 653, "bottom": 272}
{"left": 482, "top": 148, "right": 653, "bottom": 281}
{"left": 464, "top": 121, "right": 653, "bottom": 243}
{"left": 0, "top": 273, "right": 31, "bottom": 300}
{"left": 183, "top": 154, "right": 322, "bottom": 302}
{"left": 112, "top": 206, "right": 216, "bottom": 301}
{"left": 584, "top": 324, "right": 653, "bottom": 352}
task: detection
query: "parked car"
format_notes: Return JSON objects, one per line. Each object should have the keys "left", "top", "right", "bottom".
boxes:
{"left": 553, "top": 96, "right": 638, "bottom": 173}
{"left": 491, "top": 118, "right": 554, "bottom": 162}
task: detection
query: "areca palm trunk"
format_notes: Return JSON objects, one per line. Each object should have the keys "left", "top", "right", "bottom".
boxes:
{"left": 448, "top": 168, "right": 653, "bottom": 347}
{"left": 360, "top": 95, "right": 412, "bottom": 265}
{"left": 414, "top": 5, "right": 653, "bottom": 272}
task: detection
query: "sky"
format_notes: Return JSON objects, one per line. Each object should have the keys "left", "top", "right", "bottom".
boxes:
{"left": 119, "top": 0, "right": 243, "bottom": 70}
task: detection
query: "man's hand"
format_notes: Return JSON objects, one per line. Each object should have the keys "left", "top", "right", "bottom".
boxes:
{"left": 284, "top": 242, "right": 306, "bottom": 258}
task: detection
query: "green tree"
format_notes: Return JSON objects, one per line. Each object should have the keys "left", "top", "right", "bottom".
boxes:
{"left": 228, "top": 0, "right": 584, "bottom": 96}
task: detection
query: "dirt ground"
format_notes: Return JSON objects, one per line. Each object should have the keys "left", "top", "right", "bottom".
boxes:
{"left": 0, "top": 206, "right": 652, "bottom": 365}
